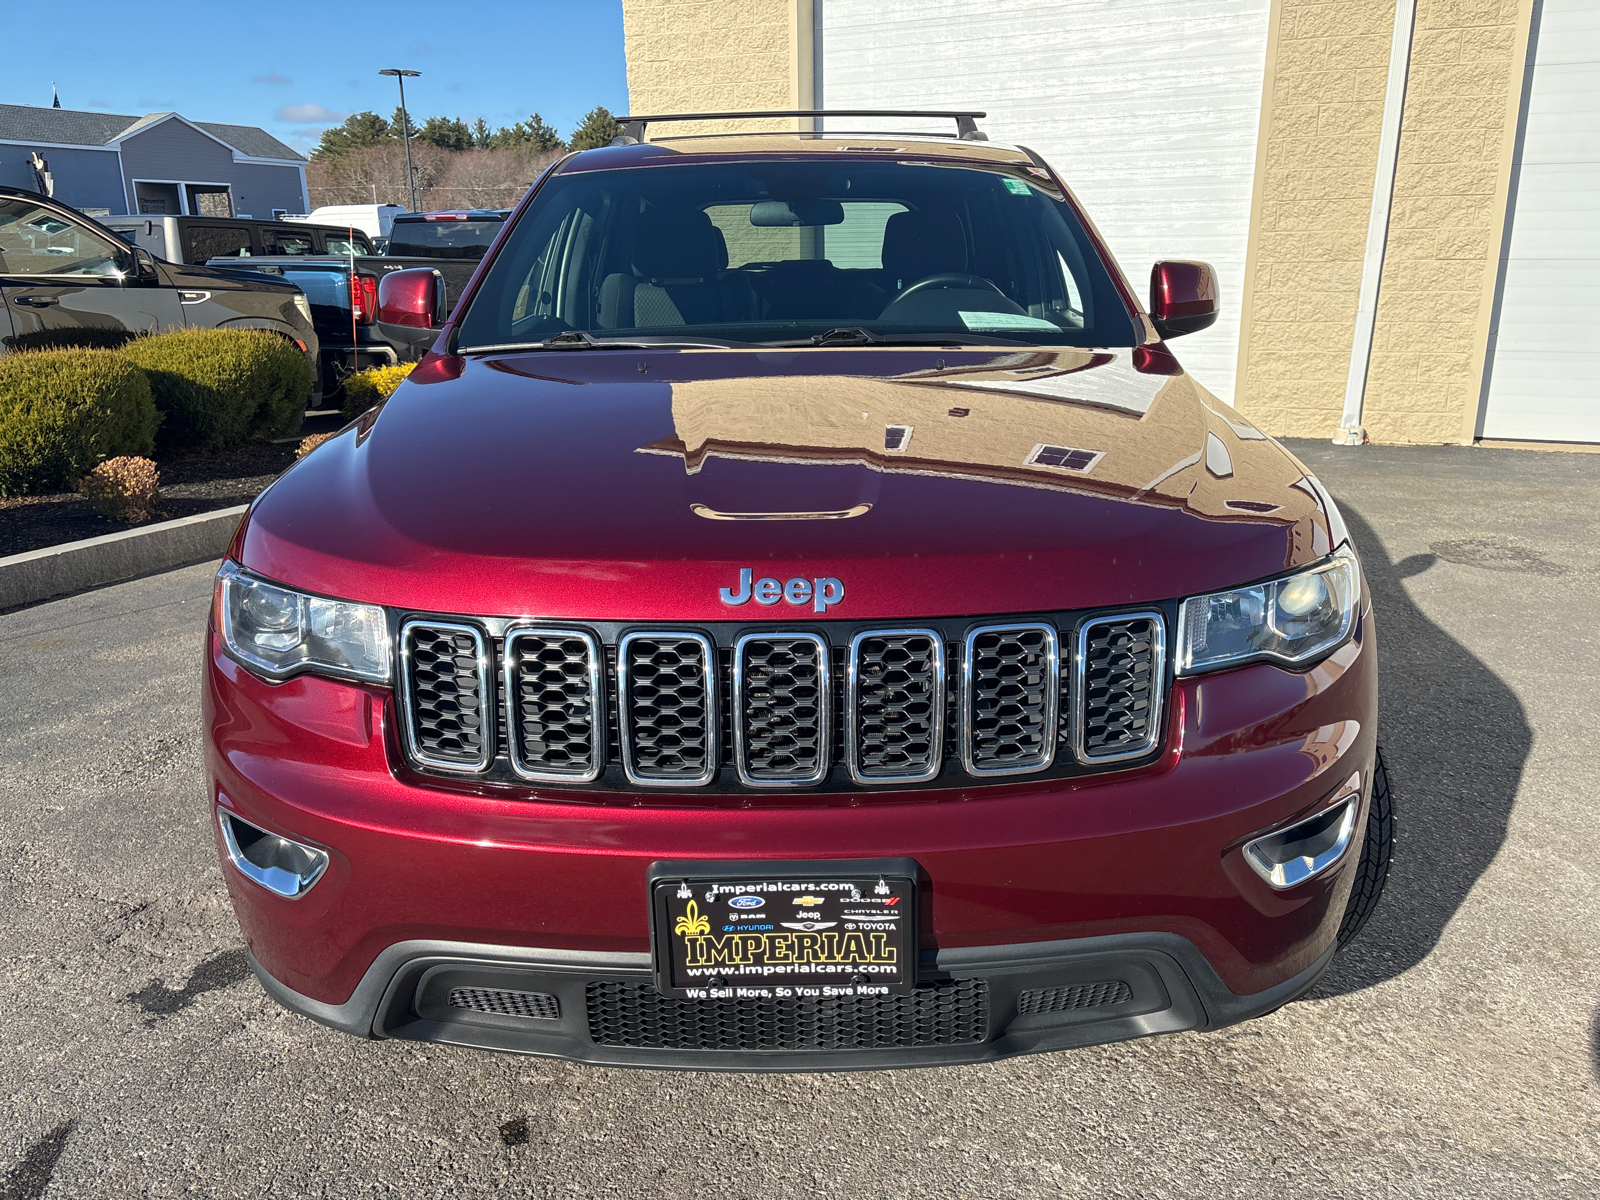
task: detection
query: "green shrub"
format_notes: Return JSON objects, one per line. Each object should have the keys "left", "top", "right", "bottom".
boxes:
{"left": 120, "top": 328, "right": 312, "bottom": 453}
{"left": 341, "top": 360, "right": 415, "bottom": 419}
{"left": 0, "top": 350, "right": 159, "bottom": 497}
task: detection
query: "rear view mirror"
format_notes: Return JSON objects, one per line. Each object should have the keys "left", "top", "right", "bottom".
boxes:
{"left": 1149, "top": 260, "right": 1219, "bottom": 339}
{"left": 749, "top": 199, "right": 845, "bottom": 227}
{"left": 376, "top": 267, "right": 444, "bottom": 329}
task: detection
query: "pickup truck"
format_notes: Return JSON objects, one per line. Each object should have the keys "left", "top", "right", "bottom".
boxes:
{"left": 103, "top": 215, "right": 375, "bottom": 265}
{"left": 204, "top": 213, "right": 505, "bottom": 399}
{"left": 205, "top": 252, "right": 470, "bottom": 398}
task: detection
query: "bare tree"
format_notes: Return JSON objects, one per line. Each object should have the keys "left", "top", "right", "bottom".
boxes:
{"left": 305, "top": 141, "right": 451, "bottom": 208}
{"left": 423, "top": 147, "right": 565, "bottom": 210}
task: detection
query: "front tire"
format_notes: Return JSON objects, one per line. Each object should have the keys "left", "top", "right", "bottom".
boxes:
{"left": 1337, "top": 747, "right": 1395, "bottom": 948}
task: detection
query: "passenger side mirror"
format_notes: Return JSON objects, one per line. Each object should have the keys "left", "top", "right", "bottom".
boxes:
{"left": 376, "top": 268, "right": 444, "bottom": 329}
{"left": 1149, "top": 260, "right": 1218, "bottom": 339}
{"left": 133, "top": 246, "right": 160, "bottom": 280}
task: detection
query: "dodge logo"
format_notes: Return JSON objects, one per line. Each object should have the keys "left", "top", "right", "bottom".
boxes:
{"left": 719, "top": 568, "right": 845, "bottom": 613}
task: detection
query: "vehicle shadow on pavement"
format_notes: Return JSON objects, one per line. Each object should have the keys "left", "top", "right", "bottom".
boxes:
{"left": 1311, "top": 506, "right": 1531, "bottom": 998}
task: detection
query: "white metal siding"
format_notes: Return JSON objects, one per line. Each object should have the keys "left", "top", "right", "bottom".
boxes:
{"left": 818, "top": 0, "right": 1272, "bottom": 402}
{"left": 1481, "top": 0, "right": 1600, "bottom": 443}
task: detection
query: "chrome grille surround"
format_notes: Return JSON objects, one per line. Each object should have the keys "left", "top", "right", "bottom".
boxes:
{"left": 399, "top": 619, "right": 494, "bottom": 773}
{"left": 502, "top": 626, "right": 604, "bottom": 783}
{"left": 845, "top": 628, "right": 946, "bottom": 784}
{"left": 616, "top": 630, "right": 718, "bottom": 787}
{"left": 732, "top": 631, "right": 831, "bottom": 787}
{"left": 959, "top": 623, "right": 1060, "bottom": 777}
{"left": 1073, "top": 611, "right": 1167, "bottom": 764}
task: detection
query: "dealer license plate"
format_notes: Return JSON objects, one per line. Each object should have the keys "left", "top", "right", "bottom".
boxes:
{"left": 651, "top": 867, "right": 917, "bottom": 1000}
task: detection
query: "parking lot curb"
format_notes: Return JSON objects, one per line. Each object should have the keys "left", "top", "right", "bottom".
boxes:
{"left": 0, "top": 504, "right": 246, "bottom": 611}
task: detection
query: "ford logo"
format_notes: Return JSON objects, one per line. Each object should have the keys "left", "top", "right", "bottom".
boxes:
{"left": 728, "top": 895, "right": 765, "bottom": 910}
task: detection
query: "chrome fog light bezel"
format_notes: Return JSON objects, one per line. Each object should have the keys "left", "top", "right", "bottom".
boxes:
{"left": 1243, "top": 791, "right": 1361, "bottom": 891}
{"left": 217, "top": 808, "right": 330, "bottom": 899}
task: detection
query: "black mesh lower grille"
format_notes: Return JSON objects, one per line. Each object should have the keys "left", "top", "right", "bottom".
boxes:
{"left": 585, "top": 980, "right": 988, "bottom": 1050}
{"left": 965, "top": 624, "right": 1055, "bottom": 772}
{"left": 449, "top": 987, "right": 561, "bottom": 1020}
{"left": 621, "top": 634, "right": 714, "bottom": 781}
{"left": 404, "top": 623, "right": 488, "bottom": 766}
{"left": 736, "top": 635, "right": 827, "bottom": 783}
{"left": 1017, "top": 980, "right": 1131, "bottom": 1014}
{"left": 1081, "top": 616, "right": 1159, "bottom": 759}
{"left": 851, "top": 631, "right": 942, "bottom": 780}
{"left": 506, "top": 629, "right": 600, "bottom": 779}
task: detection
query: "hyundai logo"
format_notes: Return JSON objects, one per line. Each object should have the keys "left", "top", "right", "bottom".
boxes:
{"left": 719, "top": 568, "right": 845, "bottom": 613}
{"left": 727, "top": 895, "right": 764, "bottom": 909}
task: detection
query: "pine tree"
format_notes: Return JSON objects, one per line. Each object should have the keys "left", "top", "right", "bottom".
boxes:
{"left": 566, "top": 107, "right": 622, "bottom": 152}
{"left": 313, "top": 111, "right": 391, "bottom": 160}
{"left": 417, "top": 116, "right": 473, "bottom": 151}
{"left": 389, "top": 106, "right": 416, "bottom": 141}
{"left": 471, "top": 117, "right": 492, "bottom": 149}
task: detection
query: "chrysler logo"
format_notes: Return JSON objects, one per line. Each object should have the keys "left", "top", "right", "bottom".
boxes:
{"left": 719, "top": 568, "right": 845, "bottom": 613}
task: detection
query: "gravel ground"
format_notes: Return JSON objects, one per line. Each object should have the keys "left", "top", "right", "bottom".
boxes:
{"left": 0, "top": 414, "right": 344, "bottom": 558}
{"left": 0, "top": 440, "right": 1595, "bottom": 1198}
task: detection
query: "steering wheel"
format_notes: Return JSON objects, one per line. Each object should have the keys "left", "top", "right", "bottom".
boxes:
{"left": 892, "top": 272, "right": 1006, "bottom": 302}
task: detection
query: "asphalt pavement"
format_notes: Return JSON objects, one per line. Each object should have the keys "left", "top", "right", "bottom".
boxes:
{"left": 1, "top": 439, "right": 1596, "bottom": 1198}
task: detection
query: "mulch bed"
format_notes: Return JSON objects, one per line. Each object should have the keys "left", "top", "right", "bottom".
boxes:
{"left": 0, "top": 415, "right": 343, "bottom": 558}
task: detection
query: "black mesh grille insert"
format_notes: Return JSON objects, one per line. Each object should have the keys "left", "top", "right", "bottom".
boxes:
{"left": 735, "top": 635, "right": 828, "bottom": 784}
{"left": 1080, "top": 615, "right": 1161, "bottom": 760}
{"left": 449, "top": 986, "right": 561, "bottom": 1020}
{"left": 851, "top": 631, "right": 942, "bottom": 781}
{"left": 506, "top": 629, "right": 601, "bottom": 779}
{"left": 964, "top": 624, "right": 1056, "bottom": 773}
{"left": 621, "top": 633, "right": 715, "bottom": 782}
{"left": 404, "top": 623, "right": 489, "bottom": 767}
{"left": 1017, "top": 980, "right": 1131, "bottom": 1015}
{"left": 585, "top": 980, "right": 988, "bottom": 1050}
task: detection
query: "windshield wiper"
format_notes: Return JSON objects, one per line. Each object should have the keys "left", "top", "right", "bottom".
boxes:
{"left": 764, "top": 329, "right": 1014, "bottom": 348}
{"left": 459, "top": 331, "right": 737, "bottom": 353}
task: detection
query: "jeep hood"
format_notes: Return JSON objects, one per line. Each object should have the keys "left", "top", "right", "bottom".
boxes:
{"left": 239, "top": 347, "right": 1334, "bottom": 619}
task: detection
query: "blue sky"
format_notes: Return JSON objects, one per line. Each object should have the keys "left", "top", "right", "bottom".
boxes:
{"left": 8, "top": 1, "right": 628, "bottom": 155}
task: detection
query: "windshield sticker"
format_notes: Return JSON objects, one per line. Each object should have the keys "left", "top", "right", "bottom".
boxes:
{"left": 1002, "top": 177, "right": 1032, "bottom": 195}
{"left": 959, "top": 311, "right": 1063, "bottom": 333}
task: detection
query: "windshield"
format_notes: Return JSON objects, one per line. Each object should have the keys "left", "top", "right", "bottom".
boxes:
{"left": 387, "top": 218, "right": 504, "bottom": 258}
{"left": 454, "top": 159, "right": 1137, "bottom": 350}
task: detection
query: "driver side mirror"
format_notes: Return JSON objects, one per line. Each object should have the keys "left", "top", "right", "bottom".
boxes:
{"left": 376, "top": 268, "right": 444, "bottom": 329}
{"left": 1149, "top": 260, "right": 1218, "bottom": 339}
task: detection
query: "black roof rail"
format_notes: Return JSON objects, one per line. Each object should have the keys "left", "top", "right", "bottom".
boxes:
{"left": 615, "top": 110, "right": 988, "bottom": 144}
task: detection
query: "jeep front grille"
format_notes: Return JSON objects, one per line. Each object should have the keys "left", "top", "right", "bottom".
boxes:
{"left": 398, "top": 611, "right": 1166, "bottom": 791}
{"left": 733, "top": 632, "right": 830, "bottom": 786}
{"left": 400, "top": 620, "right": 493, "bottom": 772}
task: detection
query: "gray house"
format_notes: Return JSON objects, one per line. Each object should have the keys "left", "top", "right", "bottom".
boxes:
{"left": 0, "top": 104, "right": 307, "bottom": 218}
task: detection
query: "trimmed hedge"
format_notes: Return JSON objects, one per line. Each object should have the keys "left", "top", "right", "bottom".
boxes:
{"left": 0, "top": 350, "right": 159, "bottom": 498}
{"left": 2, "top": 327, "right": 140, "bottom": 354}
{"left": 341, "top": 361, "right": 416, "bottom": 419}
{"left": 120, "top": 328, "right": 312, "bottom": 453}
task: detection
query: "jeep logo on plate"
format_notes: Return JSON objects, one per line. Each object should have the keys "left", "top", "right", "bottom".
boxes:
{"left": 719, "top": 568, "right": 845, "bottom": 614}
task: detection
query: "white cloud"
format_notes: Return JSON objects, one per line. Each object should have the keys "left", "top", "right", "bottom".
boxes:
{"left": 274, "top": 103, "right": 348, "bottom": 124}
{"left": 253, "top": 72, "right": 292, "bottom": 85}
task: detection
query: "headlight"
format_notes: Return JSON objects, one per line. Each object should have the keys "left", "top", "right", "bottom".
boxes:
{"left": 1176, "top": 551, "right": 1359, "bottom": 676}
{"left": 292, "top": 293, "right": 312, "bottom": 324}
{"left": 216, "top": 561, "right": 390, "bottom": 683}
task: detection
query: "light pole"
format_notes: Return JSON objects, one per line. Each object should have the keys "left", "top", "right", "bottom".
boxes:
{"left": 379, "top": 68, "right": 421, "bottom": 212}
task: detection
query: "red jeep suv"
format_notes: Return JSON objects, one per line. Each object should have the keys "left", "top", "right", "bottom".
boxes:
{"left": 205, "top": 111, "right": 1390, "bottom": 1070}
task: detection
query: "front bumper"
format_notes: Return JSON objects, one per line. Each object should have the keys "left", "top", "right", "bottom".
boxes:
{"left": 206, "top": 609, "right": 1375, "bottom": 1067}
{"left": 249, "top": 930, "right": 1337, "bottom": 1072}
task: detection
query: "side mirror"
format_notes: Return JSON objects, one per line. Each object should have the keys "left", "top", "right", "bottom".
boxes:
{"left": 133, "top": 246, "right": 160, "bottom": 280}
{"left": 1149, "top": 260, "right": 1218, "bottom": 339}
{"left": 376, "top": 267, "right": 444, "bottom": 329}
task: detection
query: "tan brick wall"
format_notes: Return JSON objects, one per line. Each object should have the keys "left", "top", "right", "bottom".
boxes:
{"left": 1234, "top": 0, "right": 1397, "bottom": 439}
{"left": 621, "top": 1, "right": 806, "bottom": 136}
{"left": 1361, "top": 0, "right": 1533, "bottom": 444}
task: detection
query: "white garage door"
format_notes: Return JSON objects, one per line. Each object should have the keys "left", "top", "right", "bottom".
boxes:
{"left": 1481, "top": 0, "right": 1600, "bottom": 443}
{"left": 817, "top": 0, "right": 1273, "bottom": 403}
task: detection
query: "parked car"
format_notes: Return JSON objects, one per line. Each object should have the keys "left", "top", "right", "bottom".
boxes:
{"left": 283, "top": 205, "right": 407, "bottom": 243}
{"left": 207, "top": 111, "right": 1389, "bottom": 1071}
{"left": 102, "top": 215, "right": 375, "bottom": 267}
{"left": 384, "top": 209, "right": 511, "bottom": 259}
{"left": 202, "top": 217, "right": 505, "bottom": 395}
{"left": 0, "top": 187, "right": 320, "bottom": 404}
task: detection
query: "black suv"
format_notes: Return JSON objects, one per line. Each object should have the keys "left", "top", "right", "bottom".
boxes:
{"left": 0, "top": 188, "right": 320, "bottom": 402}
